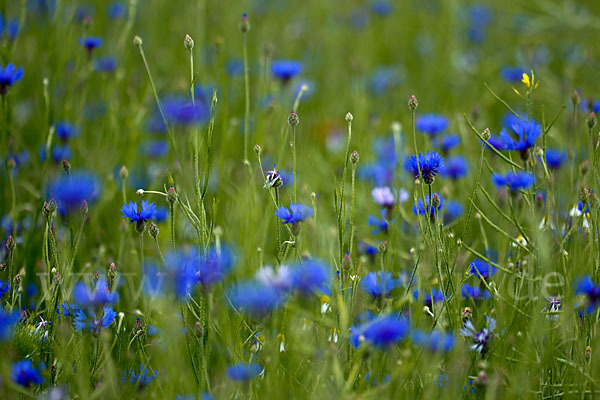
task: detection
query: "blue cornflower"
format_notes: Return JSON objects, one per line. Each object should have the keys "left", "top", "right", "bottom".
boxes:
{"left": 360, "top": 271, "right": 401, "bottom": 298}
{"left": 499, "top": 119, "right": 542, "bottom": 152}
{"left": 412, "top": 329, "right": 455, "bottom": 353}
{"left": 0, "top": 281, "right": 8, "bottom": 297}
{"left": 469, "top": 259, "right": 497, "bottom": 280}
{"left": 271, "top": 60, "right": 302, "bottom": 82}
{"left": 405, "top": 151, "right": 444, "bottom": 184}
{"left": 492, "top": 171, "right": 535, "bottom": 191}
{"left": 197, "top": 246, "right": 236, "bottom": 286}
{"left": 369, "top": 66, "right": 400, "bottom": 95}
{"left": 55, "top": 121, "right": 79, "bottom": 141}
{"left": 350, "top": 313, "right": 409, "bottom": 349}
{"left": 122, "top": 364, "right": 156, "bottom": 387}
{"left": 360, "top": 241, "right": 379, "bottom": 256}
{"left": 0, "top": 63, "right": 24, "bottom": 95}
{"left": 413, "top": 193, "right": 444, "bottom": 217}
{"left": 466, "top": 5, "right": 492, "bottom": 44}
{"left": 291, "top": 259, "right": 330, "bottom": 295}
{"left": 500, "top": 66, "right": 526, "bottom": 83}
{"left": 443, "top": 200, "right": 463, "bottom": 224}
{"left": 460, "top": 316, "right": 496, "bottom": 354}
{"left": 73, "top": 277, "right": 118, "bottom": 307}
{"left": 94, "top": 56, "right": 117, "bottom": 73}
{"left": 56, "top": 303, "right": 82, "bottom": 319}
{"left": 140, "top": 140, "right": 169, "bottom": 158}
{"left": 149, "top": 96, "right": 208, "bottom": 129}
{"left": 11, "top": 360, "right": 43, "bottom": 387}
{"left": 227, "top": 363, "right": 262, "bottom": 381}
{"left": 434, "top": 134, "right": 461, "bottom": 153}
{"left": 544, "top": 148, "right": 567, "bottom": 170}
{"left": 574, "top": 275, "right": 600, "bottom": 313}
{"left": 163, "top": 246, "right": 235, "bottom": 299}
{"left": 582, "top": 98, "right": 600, "bottom": 113}
{"left": 228, "top": 281, "right": 283, "bottom": 317}
{"left": 367, "top": 209, "right": 389, "bottom": 235}
{"left": 226, "top": 59, "right": 244, "bottom": 77}
{"left": 5, "top": 19, "right": 20, "bottom": 40}
{"left": 275, "top": 203, "right": 313, "bottom": 225}
{"left": 47, "top": 171, "right": 100, "bottom": 214}
{"left": 154, "top": 206, "right": 168, "bottom": 222}
{"left": 440, "top": 155, "right": 468, "bottom": 179}
{"left": 0, "top": 307, "right": 19, "bottom": 341}
{"left": 51, "top": 144, "right": 72, "bottom": 162}
{"left": 485, "top": 135, "right": 507, "bottom": 151}
{"left": 121, "top": 200, "right": 157, "bottom": 223}
{"left": 371, "top": 0, "right": 393, "bottom": 16}
{"left": 79, "top": 36, "right": 103, "bottom": 52}
{"left": 424, "top": 288, "right": 444, "bottom": 309}
{"left": 416, "top": 114, "right": 448, "bottom": 137}
{"left": 461, "top": 283, "right": 491, "bottom": 300}
{"left": 74, "top": 305, "right": 117, "bottom": 333}
{"left": 107, "top": 2, "right": 126, "bottom": 19}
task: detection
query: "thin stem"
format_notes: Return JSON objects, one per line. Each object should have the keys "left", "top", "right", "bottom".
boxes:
{"left": 242, "top": 31, "right": 250, "bottom": 163}
{"left": 349, "top": 163, "right": 357, "bottom": 262}
{"left": 136, "top": 42, "right": 180, "bottom": 162}
{"left": 139, "top": 232, "right": 145, "bottom": 268}
{"left": 169, "top": 203, "right": 176, "bottom": 252}
{"left": 292, "top": 126, "right": 297, "bottom": 203}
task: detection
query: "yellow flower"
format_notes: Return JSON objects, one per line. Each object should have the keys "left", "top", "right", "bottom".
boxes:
{"left": 521, "top": 72, "right": 539, "bottom": 89}
{"left": 521, "top": 73, "right": 531, "bottom": 88}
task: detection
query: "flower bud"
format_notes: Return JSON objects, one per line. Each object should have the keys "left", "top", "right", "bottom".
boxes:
{"left": 408, "top": 95, "right": 418, "bottom": 111}
{"left": 535, "top": 146, "right": 544, "bottom": 158}
{"left": 6, "top": 236, "right": 16, "bottom": 253}
{"left": 80, "top": 200, "right": 88, "bottom": 215}
{"left": 133, "top": 36, "right": 143, "bottom": 47}
{"left": 184, "top": 34, "right": 194, "bottom": 50}
{"left": 254, "top": 144, "right": 261, "bottom": 156}
{"left": 482, "top": 128, "right": 491, "bottom": 141}
{"left": 342, "top": 252, "right": 352, "bottom": 271}
{"left": 585, "top": 346, "right": 592, "bottom": 361}
{"left": 462, "top": 306, "right": 472, "bottom": 322}
{"left": 431, "top": 193, "right": 441, "bottom": 209}
{"left": 136, "top": 189, "right": 144, "bottom": 197}
{"left": 62, "top": 160, "right": 71, "bottom": 174}
{"left": 571, "top": 90, "right": 581, "bottom": 108}
{"left": 149, "top": 222, "right": 159, "bottom": 238}
{"left": 238, "top": 13, "right": 250, "bottom": 33}
{"left": 288, "top": 110, "right": 299, "bottom": 127}
{"left": 378, "top": 240, "right": 388, "bottom": 254}
{"left": 136, "top": 219, "right": 146, "bottom": 234}
{"left": 120, "top": 165, "right": 129, "bottom": 180}
{"left": 350, "top": 150, "right": 360, "bottom": 164}
{"left": 345, "top": 112, "right": 353, "bottom": 122}
{"left": 167, "top": 186, "right": 177, "bottom": 204}
{"left": 587, "top": 112, "right": 597, "bottom": 130}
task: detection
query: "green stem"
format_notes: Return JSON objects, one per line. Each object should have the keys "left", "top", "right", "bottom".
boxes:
{"left": 242, "top": 31, "right": 250, "bottom": 162}
{"left": 170, "top": 203, "right": 176, "bottom": 252}
{"left": 292, "top": 125, "right": 297, "bottom": 203}
{"left": 136, "top": 42, "right": 180, "bottom": 162}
